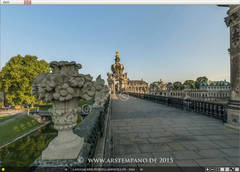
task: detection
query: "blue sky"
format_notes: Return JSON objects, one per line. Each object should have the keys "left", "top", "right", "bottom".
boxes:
{"left": 0, "top": 5, "right": 230, "bottom": 83}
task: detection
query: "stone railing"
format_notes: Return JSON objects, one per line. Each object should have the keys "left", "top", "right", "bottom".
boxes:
{"left": 32, "top": 95, "right": 110, "bottom": 169}
{"left": 149, "top": 89, "right": 230, "bottom": 102}
{"left": 128, "top": 92, "right": 227, "bottom": 122}
{"left": 73, "top": 95, "right": 110, "bottom": 166}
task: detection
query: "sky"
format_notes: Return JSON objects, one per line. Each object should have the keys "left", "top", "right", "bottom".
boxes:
{"left": 0, "top": 5, "right": 230, "bottom": 84}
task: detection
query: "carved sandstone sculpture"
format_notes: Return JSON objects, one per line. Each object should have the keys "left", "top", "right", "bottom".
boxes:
{"left": 32, "top": 61, "right": 108, "bottom": 160}
{"left": 93, "top": 75, "right": 110, "bottom": 108}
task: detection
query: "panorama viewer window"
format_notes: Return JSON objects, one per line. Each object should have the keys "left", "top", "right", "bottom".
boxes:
{"left": 0, "top": 0, "right": 239, "bottom": 172}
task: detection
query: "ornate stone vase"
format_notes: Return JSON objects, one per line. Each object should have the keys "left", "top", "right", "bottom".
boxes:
{"left": 32, "top": 61, "right": 109, "bottom": 160}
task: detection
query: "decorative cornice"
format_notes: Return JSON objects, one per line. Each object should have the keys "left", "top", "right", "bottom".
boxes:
{"left": 231, "top": 23, "right": 240, "bottom": 48}
{"left": 225, "top": 10, "right": 240, "bottom": 27}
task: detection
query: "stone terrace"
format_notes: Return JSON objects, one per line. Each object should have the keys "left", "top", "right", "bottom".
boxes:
{"left": 110, "top": 96, "right": 240, "bottom": 168}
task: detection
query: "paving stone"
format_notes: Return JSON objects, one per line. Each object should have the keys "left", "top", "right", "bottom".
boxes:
{"left": 172, "top": 150, "right": 202, "bottom": 160}
{"left": 225, "top": 157, "right": 240, "bottom": 165}
{"left": 152, "top": 152, "right": 174, "bottom": 159}
{"left": 196, "top": 149, "right": 228, "bottom": 158}
{"left": 130, "top": 137, "right": 149, "bottom": 144}
{"left": 119, "top": 139, "right": 134, "bottom": 145}
{"left": 148, "top": 137, "right": 173, "bottom": 144}
{"left": 191, "top": 141, "right": 221, "bottom": 149}
{"left": 114, "top": 144, "right": 140, "bottom": 155}
{"left": 180, "top": 142, "right": 199, "bottom": 151}
{"left": 224, "top": 140, "right": 240, "bottom": 148}
{"left": 207, "top": 135, "right": 229, "bottom": 141}
{"left": 195, "top": 158, "right": 235, "bottom": 166}
{"left": 193, "top": 135, "right": 215, "bottom": 141}
{"left": 220, "top": 148, "right": 240, "bottom": 157}
{"left": 212, "top": 140, "right": 234, "bottom": 148}
{"left": 167, "top": 143, "right": 187, "bottom": 151}
{"left": 138, "top": 143, "right": 172, "bottom": 153}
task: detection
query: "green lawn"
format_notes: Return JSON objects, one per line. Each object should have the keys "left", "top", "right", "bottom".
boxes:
{"left": 39, "top": 104, "right": 52, "bottom": 110}
{"left": 78, "top": 98, "right": 95, "bottom": 107}
{"left": 29, "top": 104, "right": 52, "bottom": 112}
{"left": 0, "top": 115, "right": 15, "bottom": 123}
{"left": 0, "top": 116, "right": 40, "bottom": 146}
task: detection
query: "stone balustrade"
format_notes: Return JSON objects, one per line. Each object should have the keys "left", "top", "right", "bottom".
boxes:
{"left": 128, "top": 92, "right": 227, "bottom": 122}
{"left": 148, "top": 90, "right": 230, "bottom": 102}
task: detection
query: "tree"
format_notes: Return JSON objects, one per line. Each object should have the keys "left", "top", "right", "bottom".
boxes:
{"left": 0, "top": 55, "right": 50, "bottom": 106}
{"left": 167, "top": 82, "right": 173, "bottom": 90}
{"left": 173, "top": 81, "right": 184, "bottom": 90}
{"left": 195, "top": 76, "right": 208, "bottom": 89}
{"left": 183, "top": 80, "right": 196, "bottom": 89}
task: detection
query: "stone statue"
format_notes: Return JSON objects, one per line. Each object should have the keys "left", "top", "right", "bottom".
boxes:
{"left": 93, "top": 75, "right": 110, "bottom": 108}
{"left": 32, "top": 61, "right": 108, "bottom": 160}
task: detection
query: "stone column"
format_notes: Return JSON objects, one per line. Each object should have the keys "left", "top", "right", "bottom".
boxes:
{"left": 112, "top": 81, "right": 115, "bottom": 95}
{"left": 224, "top": 5, "right": 240, "bottom": 130}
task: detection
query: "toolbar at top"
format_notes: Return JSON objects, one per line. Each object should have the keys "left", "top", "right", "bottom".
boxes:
{"left": 0, "top": 0, "right": 240, "bottom": 4}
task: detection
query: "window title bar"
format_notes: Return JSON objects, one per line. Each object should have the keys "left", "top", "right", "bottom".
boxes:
{"left": 1, "top": 0, "right": 240, "bottom": 5}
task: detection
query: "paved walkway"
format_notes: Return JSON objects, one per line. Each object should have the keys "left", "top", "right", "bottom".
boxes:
{"left": 0, "top": 112, "right": 26, "bottom": 126}
{"left": 110, "top": 96, "right": 240, "bottom": 168}
{"left": 0, "top": 109, "right": 24, "bottom": 117}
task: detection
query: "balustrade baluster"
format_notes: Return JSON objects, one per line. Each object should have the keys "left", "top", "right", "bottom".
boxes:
{"left": 210, "top": 104, "right": 213, "bottom": 116}
{"left": 200, "top": 102, "right": 203, "bottom": 113}
{"left": 213, "top": 104, "right": 217, "bottom": 118}
{"left": 193, "top": 101, "right": 195, "bottom": 112}
{"left": 197, "top": 101, "right": 199, "bottom": 112}
{"left": 206, "top": 103, "right": 209, "bottom": 115}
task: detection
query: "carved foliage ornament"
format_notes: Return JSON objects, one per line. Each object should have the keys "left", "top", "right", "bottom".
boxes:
{"left": 32, "top": 61, "right": 109, "bottom": 130}
{"left": 225, "top": 10, "right": 240, "bottom": 48}
{"left": 32, "top": 61, "right": 98, "bottom": 102}
{"left": 225, "top": 10, "right": 240, "bottom": 27}
{"left": 231, "top": 24, "right": 240, "bottom": 48}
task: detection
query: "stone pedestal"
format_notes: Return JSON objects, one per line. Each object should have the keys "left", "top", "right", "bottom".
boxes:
{"left": 224, "top": 5, "right": 240, "bottom": 130}
{"left": 32, "top": 143, "right": 91, "bottom": 170}
{"left": 42, "top": 130, "right": 84, "bottom": 160}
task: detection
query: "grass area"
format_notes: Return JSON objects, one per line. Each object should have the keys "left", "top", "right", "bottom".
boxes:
{"left": 0, "top": 115, "right": 15, "bottom": 123}
{"left": 78, "top": 98, "right": 95, "bottom": 107}
{"left": 0, "top": 123, "right": 57, "bottom": 168}
{"left": 39, "top": 104, "right": 52, "bottom": 110}
{"left": 0, "top": 116, "right": 40, "bottom": 146}
{"left": 29, "top": 104, "right": 52, "bottom": 112}
{"left": 214, "top": 101, "right": 229, "bottom": 104}
{"left": 28, "top": 100, "right": 94, "bottom": 112}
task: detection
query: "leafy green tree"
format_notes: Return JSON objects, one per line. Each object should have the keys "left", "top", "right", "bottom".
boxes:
{"left": 173, "top": 81, "right": 184, "bottom": 90}
{"left": 195, "top": 76, "right": 208, "bottom": 89}
{"left": 0, "top": 55, "right": 50, "bottom": 106}
{"left": 183, "top": 80, "right": 196, "bottom": 89}
{"left": 167, "top": 82, "right": 173, "bottom": 90}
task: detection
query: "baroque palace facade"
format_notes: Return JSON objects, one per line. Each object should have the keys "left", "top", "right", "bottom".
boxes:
{"left": 149, "top": 80, "right": 230, "bottom": 102}
{"left": 107, "top": 51, "right": 148, "bottom": 94}
{"left": 106, "top": 51, "right": 230, "bottom": 102}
